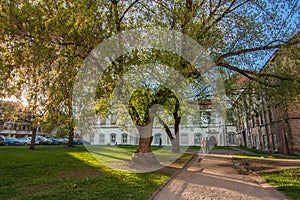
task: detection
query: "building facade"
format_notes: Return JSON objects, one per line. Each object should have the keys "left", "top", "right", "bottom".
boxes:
{"left": 81, "top": 109, "right": 236, "bottom": 147}
{"left": 233, "top": 34, "right": 300, "bottom": 155}
{"left": 0, "top": 101, "right": 44, "bottom": 138}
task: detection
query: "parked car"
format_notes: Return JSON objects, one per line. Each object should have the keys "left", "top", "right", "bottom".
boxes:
{"left": 36, "top": 136, "right": 52, "bottom": 145}
{"left": 73, "top": 139, "right": 84, "bottom": 145}
{"left": 4, "top": 137, "right": 23, "bottom": 146}
{"left": 27, "top": 137, "right": 40, "bottom": 145}
{"left": 18, "top": 138, "right": 31, "bottom": 145}
{"left": 47, "top": 137, "right": 60, "bottom": 145}
{"left": 57, "top": 138, "right": 68, "bottom": 145}
{"left": 73, "top": 139, "right": 90, "bottom": 145}
{"left": 0, "top": 135, "right": 5, "bottom": 146}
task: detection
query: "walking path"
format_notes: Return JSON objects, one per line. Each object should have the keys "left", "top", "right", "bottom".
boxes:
{"left": 150, "top": 149, "right": 290, "bottom": 200}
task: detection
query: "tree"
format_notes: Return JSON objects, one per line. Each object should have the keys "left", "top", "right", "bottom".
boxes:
{"left": 0, "top": 0, "right": 111, "bottom": 148}
{"left": 1, "top": 0, "right": 299, "bottom": 154}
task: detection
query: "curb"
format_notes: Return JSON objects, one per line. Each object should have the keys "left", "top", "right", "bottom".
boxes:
{"left": 148, "top": 153, "right": 198, "bottom": 200}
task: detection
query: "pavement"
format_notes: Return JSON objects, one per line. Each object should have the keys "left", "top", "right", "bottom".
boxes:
{"left": 149, "top": 149, "right": 289, "bottom": 200}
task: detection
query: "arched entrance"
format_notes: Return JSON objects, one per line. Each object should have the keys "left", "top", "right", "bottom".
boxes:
{"left": 209, "top": 136, "right": 217, "bottom": 146}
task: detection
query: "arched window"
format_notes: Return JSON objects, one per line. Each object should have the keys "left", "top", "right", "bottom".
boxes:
{"left": 122, "top": 133, "right": 128, "bottom": 144}
{"left": 99, "top": 133, "right": 105, "bottom": 144}
{"left": 111, "top": 114, "right": 116, "bottom": 125}
{"left": 89, "top": 133, "right": 94, "bottom": 144}
{"left": 228, "top": 133, "right": 235, "bottom": 144}
{"left": 194, "top": 133, "right": 202, "bottom": 144}
{"left": 209, "top": 136, "right": 217, "bottom": 146}
{"left": 110, "top": 133, "right": 116, "bottom": 143}
{"left": 181, "top": 133, "right": 188, "bottom": 145}
{"left": 154, "top": 133, "right": 161, "bottom": 144}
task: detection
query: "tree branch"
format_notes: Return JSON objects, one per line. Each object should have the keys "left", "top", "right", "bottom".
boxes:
{"left": 119, "top": 0, "right": 140, "bottom": 23}
{"left": 205, "top": 0, "right": 238, "bottom": 30}
{"left": 217, "top": 40, "right": 299, "bottom": 62}
{"left": 216, "top": 62, "right": 280, "bottom": 87}
{"left": 157, "top": 116, "right": 174, "bottom": 141}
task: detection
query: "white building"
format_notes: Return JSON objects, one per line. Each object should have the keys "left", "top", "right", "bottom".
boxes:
{"left": 80, "top": 111, "right": 236, "bottom": 147}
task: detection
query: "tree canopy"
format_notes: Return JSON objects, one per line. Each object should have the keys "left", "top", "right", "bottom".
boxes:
{"left": 0, "top": 0, "right": 299, "bottom": 152}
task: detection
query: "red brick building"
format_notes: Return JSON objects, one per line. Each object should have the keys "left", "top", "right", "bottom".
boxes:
{"left": 233, "top": 34, "right": 300, "bottom": 155}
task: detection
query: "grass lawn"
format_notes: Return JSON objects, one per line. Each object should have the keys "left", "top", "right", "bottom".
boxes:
{"left": 233, "top": 154, "right": 300, "bottom": 160}
{"left": 0, "top": 145, "right": 192, "bottom": 200}
{"left": 260, "top": 168, "right": 300, "bottom": 200}
{"left": 212, "top": 146, "right": 234, "bottom": 150}
{"left": 85, "top": 145, "right": 194, "bottom": 171}
{"left": 233, "top": 146, "right": 266, "bottom": 154}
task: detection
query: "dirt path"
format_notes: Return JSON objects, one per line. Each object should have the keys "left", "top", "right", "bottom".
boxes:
{"left": 150, "top": 149, "right": 297, "bottom": 200}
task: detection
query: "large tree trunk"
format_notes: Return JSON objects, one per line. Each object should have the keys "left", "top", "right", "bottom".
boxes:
{"left": 172, "top": 105, "right": 181, "bottom": 154}
{"left": 172, "top": 127, "right": 181, "bottom": 153}
{"left": 171, "top": 138, "right": 180, "bottom": 153}
{"left": 29, "top": 122, "right": 37, "bottom": 150}
{"left": 68, "top": 127, "right": 74, "bottom": 147}
{"left": 130, "top": 119, "right": 161, "bottom": 170}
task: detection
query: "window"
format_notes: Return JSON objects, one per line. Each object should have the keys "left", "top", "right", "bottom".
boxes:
{"left": 154, "top": 133, "right": 161, "bottom": 144}
{"left": 229, "top": 133, "right": 235, "bottom": 144}
{"left": 4, "top": 122, "right": 12, "bottom": 130}
{"left": 89, "top": 133, "right": 94, "bottom": 144}
{"left": 253, "top": 135, "right": 257, "bottom": 148}
{"left": 247, "top": 135, "right": 252, "bottom": 148}
{"left": 122, "top": 133, "right": 128, "bottom": 144}
{"left": 99, "top": 133, "right": 105, "bottom": 144}
{"left": 263, "top": 135, "right": 269, "bottom": 150}
{"left": 194, "top": 133, "right": 202, "bottom": 144}
{"left": 272, "top": 134, "right": 278, "bottom": 151}
{"left": 181, "top": 133, "right": 188, "bottom": 145}
{"left": 111, "top": 114, "right": 116, "bottom": 125}
{"left": 110, "top": 133, "right": 116, "bottom": 143}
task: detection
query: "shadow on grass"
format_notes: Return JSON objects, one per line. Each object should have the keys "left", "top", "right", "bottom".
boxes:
{"left": 0, "top": 145, "right": 174, "bottom": 200}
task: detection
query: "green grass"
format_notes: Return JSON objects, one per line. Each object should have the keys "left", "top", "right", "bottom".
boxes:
{"left": 233, "top": 146, "right": 267, "bottom": 154}
{"left": 212, "top": 146, "right": 234, "bottom": 150}
{"left": 233, "top": 154, "right": 300, "bottom": 160}
{"left": 0, "top": 145, "right": 192, "bottom": 200}
{"left": 260, "top": 168, "right": 300, "bottom": 200}
{"left": 84, "top": 145, "right": 193, "bottom": 171}
{"left": 186, "top": 145, "right": 201, "bottom": 150}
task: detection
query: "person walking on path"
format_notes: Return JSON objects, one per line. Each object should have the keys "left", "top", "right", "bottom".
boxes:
{"left": 198, "top": 137, "right": 207, "bottom": 161}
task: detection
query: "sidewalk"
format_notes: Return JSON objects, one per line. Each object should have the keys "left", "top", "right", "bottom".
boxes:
{"left": 150, "top": 149, "right": 289, "bottom": 200}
